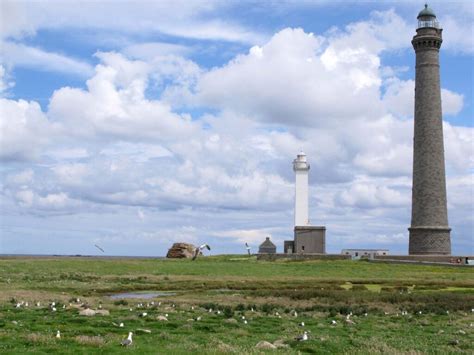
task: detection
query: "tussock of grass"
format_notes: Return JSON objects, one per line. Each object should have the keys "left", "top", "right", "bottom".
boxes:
{"left": 74, "top": 335, "right": 105, "bottom": 346}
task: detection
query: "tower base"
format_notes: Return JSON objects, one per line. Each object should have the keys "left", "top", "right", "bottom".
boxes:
{"left": 408, "top": 226, "right": 451, "bottom": 255}
{"left": 294, "top": 226, "right": 326, "bottom": 254}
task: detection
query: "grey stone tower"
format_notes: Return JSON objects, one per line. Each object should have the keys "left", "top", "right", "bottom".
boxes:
{"left": 409, "top": 4, "right": 451, "bottom": 255}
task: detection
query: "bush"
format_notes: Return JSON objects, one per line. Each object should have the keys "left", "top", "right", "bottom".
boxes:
{"left": 260, "top": 303, "right": 276, "bottom": 314}
{"left": 114, "top": 300, "right": 128, "bottom": 306}
{"left": 235, "top": 303, "right": 245, "bottom": 311}
{"left": 223, "top": 306, "right": 233, "bottom": 318}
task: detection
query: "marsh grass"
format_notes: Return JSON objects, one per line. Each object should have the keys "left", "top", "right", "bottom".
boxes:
{"left": 0, "top": 256, "right": 473, "bottom": 353}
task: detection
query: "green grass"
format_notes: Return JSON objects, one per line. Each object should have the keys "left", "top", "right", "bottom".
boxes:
{"left": 0, "top": 256, "right": 473, "bottom": 353}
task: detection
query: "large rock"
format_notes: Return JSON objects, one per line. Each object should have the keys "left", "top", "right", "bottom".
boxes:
{"left": 79, "top": 308, "right": 96, "bottom": 316}
{"left": 255, "top": 341, "right": 277, "bottom": 350}
{"left": 166, "top": 243, "right": 197, "bottom": 259}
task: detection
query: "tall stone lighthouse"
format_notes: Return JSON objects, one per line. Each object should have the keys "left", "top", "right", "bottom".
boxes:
{"left": 409, "top": 4, "right": 451, "bottom": 255}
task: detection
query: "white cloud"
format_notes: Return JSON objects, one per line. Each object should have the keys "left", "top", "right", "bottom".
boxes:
{"left": 0, "top": 0, "right": 263, "bottom": 44}
{"left": 48, "top": 52, "right": 199, "bottom": 142}
{"left": 123, "top": 42, "right": 191, "bottom": 60}
{"left": 0, "top": 65, "right": 14, "bottom": 95}
{"left": 2, "top": 41, "right": 94, "bottom": 77}
{"left": 0, "top": 98, "right": 52, "bottom": 161}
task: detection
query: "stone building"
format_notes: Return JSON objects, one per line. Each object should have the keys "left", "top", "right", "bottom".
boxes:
{"left": 409, "top": 4, "right": 451, "bottom": 255}
{"left": 258, "top": 237, "right": 276, "bottom": 254}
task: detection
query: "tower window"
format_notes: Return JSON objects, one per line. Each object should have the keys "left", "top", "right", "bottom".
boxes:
{"left": 301, "top": 246, "right": 305, "bottom": 251}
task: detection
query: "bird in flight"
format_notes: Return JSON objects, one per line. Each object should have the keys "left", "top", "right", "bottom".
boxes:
{"left": 94, "top": 244, "right": 105, "bottom": 253}
{"left": 192, "top": 244, "right": 211, "bottom": 260}
{"left": 245, "top": 243, "right": 251, "bottom": 256}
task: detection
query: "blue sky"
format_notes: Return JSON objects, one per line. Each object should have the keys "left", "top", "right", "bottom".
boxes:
{"left": 1, "top": 0, "right": 472, "bottom": 256}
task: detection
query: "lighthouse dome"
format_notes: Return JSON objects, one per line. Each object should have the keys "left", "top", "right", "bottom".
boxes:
{"left": 417, "top": 4, "right": 436, "bottom": 19}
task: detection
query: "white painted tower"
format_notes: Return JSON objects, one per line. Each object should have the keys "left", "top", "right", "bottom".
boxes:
{"left": 293, "top": 151, "right": 310, "bottom": 226}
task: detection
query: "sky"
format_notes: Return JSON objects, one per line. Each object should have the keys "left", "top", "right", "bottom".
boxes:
{"left": 0, "top": 0, "right": 472, "bottom": 256}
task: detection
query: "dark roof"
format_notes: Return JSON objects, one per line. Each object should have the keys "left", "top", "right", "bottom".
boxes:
{"left": 417, "top": 4, "right": 436, "bottom": 19}
{"left": 259, "top": 237, "right": 276, "bottom": 248}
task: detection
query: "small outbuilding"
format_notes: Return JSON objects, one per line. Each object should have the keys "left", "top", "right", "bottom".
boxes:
{"left": 259, "top": 237, "right": 276, "bottom": 254}
{"left": 341, "top": 249, "right": 389, "bottom": 260}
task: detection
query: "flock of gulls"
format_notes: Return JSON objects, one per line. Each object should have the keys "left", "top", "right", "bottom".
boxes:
{"left": 12, "top": 298, "right": 474, "bottom": 348}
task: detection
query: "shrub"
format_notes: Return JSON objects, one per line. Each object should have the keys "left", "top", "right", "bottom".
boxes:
{"left": 114, "top": 299, "right": 128, "bottom": 306}
{"left": 223, "top": 306, "right": 233, "bottom": 318}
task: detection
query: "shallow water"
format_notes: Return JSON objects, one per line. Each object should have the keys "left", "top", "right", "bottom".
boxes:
{"left": 109, "top": 291, "right": 176, "bottom": 299}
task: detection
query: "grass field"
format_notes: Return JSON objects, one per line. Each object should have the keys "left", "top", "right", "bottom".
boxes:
{"left": 1, "top": 255, "right": 473, "bottom": 353}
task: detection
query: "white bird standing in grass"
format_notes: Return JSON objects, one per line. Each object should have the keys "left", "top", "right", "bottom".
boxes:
{"left": 299, "top": 322, "right": 305, "bottom": 327}
{"left": 56, "top": 330, "right": 61, "bottom": 339}
{"left": 192, "top": 244, "right": 211, "bottom": 260}
{"left": 295, "top": 331, "right": 308, "bottom": 341}
{"left": 121, "top": 332, "right": 133, "bottom": 346}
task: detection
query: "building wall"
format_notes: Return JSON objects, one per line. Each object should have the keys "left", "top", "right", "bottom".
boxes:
{"left": 259, "top": 246, "right": 276, "bottom": 254}
{"left": 341, "top": 249, "right": 389, "bottom": 259}
{"left": 294, "top": 227, "right": 325, "bottom": 254}
{"left": 295, "top": 170, "right": 309, "bottom": 226}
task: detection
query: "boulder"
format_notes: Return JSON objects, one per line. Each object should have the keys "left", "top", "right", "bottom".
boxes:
{"left": 255, "top": 341, "right": 277, "bottom": 350}
{"left": 79, "top": 308, "right": 96, "bottom": 316}
{"left": 273, "top": 339, "right": 289, "bottom": 348}
{"left": 166, "top": 243, "right": 198, "bottom": 259}
{"left": 95, "top": 309, "right": 110, "bottom": 316}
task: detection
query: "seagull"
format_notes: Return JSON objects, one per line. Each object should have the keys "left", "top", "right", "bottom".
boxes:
{"left": 94, "top": 244, "right": 105, "bottom": 253}
{"left": 56, "top": 330, "right": 61, "bottom": 339}
{"left": 243, "top": 320, "right": 248, "bottom": 324}
{"left": 331, "top": 320, "right": 337, "bottom": 325}
{"left": 119, "top": 322, "right": 124, "bottom": 327}
{"left": 139, "top": 312, "right": 148, "bottom": 317}
{"left": 295, "top": 331, "right": 308, "bottom": 341}
{"left": 245, "top": 243, "right": 251, "bottom": 256}
{"left": 121, "top": 332, "right": 133, "bottom": 347}
{"left": 299, "top": 322, "right": 305, "bottom": 327}
{"left": 192, "top": 244, "right": 211, "bottom": 260}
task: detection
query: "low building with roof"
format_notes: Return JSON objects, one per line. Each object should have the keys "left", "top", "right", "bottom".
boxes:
{"left": 259, "top": 237, "right": 276, "bottom": 254}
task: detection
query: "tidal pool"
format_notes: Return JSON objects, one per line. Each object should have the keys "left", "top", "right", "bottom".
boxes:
{"left": 109, "top": 291, "right": 177, "bottom": 299}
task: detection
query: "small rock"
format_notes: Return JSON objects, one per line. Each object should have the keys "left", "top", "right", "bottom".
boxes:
{"left": 157, "top": 315, "right": 168, "bottom": 321}
{"left": 457, "top": 330, "right": 466, "bottom": 335}
{"left": 448, "top": 339, "right": 459, "bottom": 346}
{"left": 225, "top": 318, "right": 238, "bottom": 324}
{"left": 438, "top": 330, "right": 445, "bottom": 334}
{"left": 137, "top": 329, "right": 151, "bottom": 334}
{"left": 273, "top": 339, "right": 288, "bottom": 348}
{"left": 79, "top": 308, "right": 96, "bottom": 316}
{"left": 255, "top": 341, "right": 277, "bottom": 349}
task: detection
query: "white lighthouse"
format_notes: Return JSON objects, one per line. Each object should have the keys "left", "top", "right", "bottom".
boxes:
{"left": 284, "top": 151, "right": 326, "bottom": 255}
{"left": 293, "top": 151, "right": 310, "bottom": 226}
